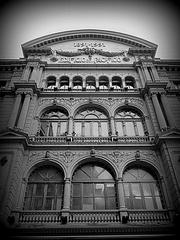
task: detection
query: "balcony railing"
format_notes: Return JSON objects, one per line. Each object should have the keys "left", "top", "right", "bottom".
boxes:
{"left": 11, "top": 209, "right": 173, "bottom": 225}
{"left": 28, "top": 136, "right": 152, "bottom": 144}
{"left": 69, "top": 210, "right": 120, "bottom": 223}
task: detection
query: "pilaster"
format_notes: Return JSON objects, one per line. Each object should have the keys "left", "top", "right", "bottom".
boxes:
{"left": 8, "top": 92, "right": 22, "bottom": 128}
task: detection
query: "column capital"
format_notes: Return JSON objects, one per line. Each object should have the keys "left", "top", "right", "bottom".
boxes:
{"left": 117, "top": 177, "right": 123, "bottom": 182}
{"left": 64, "top": 178, "right": 71, "bottom": 183}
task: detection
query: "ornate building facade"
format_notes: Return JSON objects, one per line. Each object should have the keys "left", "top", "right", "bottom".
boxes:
{"left": 0, "top": 29, "right": 180, "bottom": 239}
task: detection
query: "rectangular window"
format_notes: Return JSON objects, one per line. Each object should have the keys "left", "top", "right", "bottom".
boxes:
{"left": 126, "top": 122, "right": 135, "bottom": 136}
{"left": 101, "top": 122, "right": 108, "bottom": 137}
{"left": 136, "top": 122, "right": 144, "bottom": 136}
{"left": 92, "top": 122, "right": 99, "bottom": 137}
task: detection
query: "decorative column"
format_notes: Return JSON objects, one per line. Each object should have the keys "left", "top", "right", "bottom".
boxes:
{"left": 110, "top": 116, "right": 116, "bottom": 137}
{"left": 143, "top": 66, "right": 151, "bottom": 81}
{"left": 144, "top": 93, "right": 157, "bottom": 134}
{"left": 122, "top": 77, "right": 126, "bottom": 88}
{"left": 21, "top": 65, "right": 31, "bottom": 81}
{"left": 95, "top": 78, "right": 99, "bottom": 90}
{"left": 62, "top": 178, "right": 71, "bottom": 223}
{"left": 137, "top": 66, "right": 145, "bottom": 87}
{"left": 151, "top": 66, "right": 160, "bottom": 81}
{"left": 160, "top": 93, "right": 176, "bottom": 128}
{"left": 82, "top": 78, "right": 86, "bottom": 91}
{"left": 17, "top": 91, "right": 32, "bottom": 129}
{"left": 8, "top": 92, "right": 22, "bottom": 128}
{"left": 68, "top": 77, "right": 73, "bottom": 90}
{"left": 117, "top": 178, "right": 128, "bottom": 221}
{"left": 29, "top": 66, "right": 38, "bottom": 82}
{"left": 151, "top": 93, "right": 167, "bottom": 131}
{"left": 109, "top": 78, "right": 113, "bottom": 90}
{"left": 67, "top": 116, "right": 74, "bottom": 138}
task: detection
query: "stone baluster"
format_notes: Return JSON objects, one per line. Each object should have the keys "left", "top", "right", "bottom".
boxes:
{"left": 160, "top": 93, "right": 176, "bottom": 128}
{"left": 8, "top": 92, "right": 22, "bottom": 128}
{"left": 17, "top": 91, "right": 32, "bottom": 129}
{"left": 151, "top": 93, "right": 167, "bottom": 131}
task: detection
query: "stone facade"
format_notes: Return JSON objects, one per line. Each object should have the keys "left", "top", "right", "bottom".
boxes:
{"left": 0, "top": 30, "right": 180, "bottom": 239}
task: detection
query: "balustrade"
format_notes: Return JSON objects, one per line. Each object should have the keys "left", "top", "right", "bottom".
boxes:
{"left": 11, "top": 209, "right": 173, "bottom": 225}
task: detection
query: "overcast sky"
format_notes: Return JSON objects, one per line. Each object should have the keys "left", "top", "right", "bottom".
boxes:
{"left": 0, "top": 0, "right": 180, "bottom": 59}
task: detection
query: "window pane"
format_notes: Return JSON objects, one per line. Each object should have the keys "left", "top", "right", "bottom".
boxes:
{"left": 26, "top": 184, "right": 34, "bottom": 197}
{"left": 142, "top": 183, "right": 151, "bottom": 196}
{"left": 47, "top": 184, "right": 55, "bottom": 196}
{"left": 56, "top": 197, "right": 62, "bottom": 209}
{"left": 33, "top": 197, "right": 43, "bottom": 210}
{"left": 72, "top": 198, "right": 81, "bottom": 210}
{"left": 106, "top": 184, "right": 115, "bottom": 196}
{"left": 116, "top": 122, "right": 123, "bottom": 136}
{"left": 45, "top": 197, "right": 54, "bottom": 210}
{"left": 123, "top": 183, "right": 130, "bottom": 196}
{"left": 85, "top": 122, "right": 90, "bottom": 136}
{"left": 152, "top": 183, "right": 160, "bottom": 196}
{"left": 51, "top": 122, "right": 58, "bottom": 136}
{"left": 106, "top": 197, "right": 116, "bottom": 209}
{"left": 92, "top": 122, "right": 99, "bottom": 137}
{"left": 24, "top": 197, "right": 32, "bottom": 210}
{"left": 95, "top": 184, "right": 104, "bottom": 196}
{"left": 131, "top": 183, "right": 141, "bottom": 196}
{"left": 74, "top": 122, "right": 82, "bottom": 136}
{"left": 126, "top": 122, "right": 135, "bottom": 136}
{"left": 83, "top": 184, "right": 93, "bottom": 196}
{"left": 97, "top": 170, "right": 113, "bottom": 179}
{"left": 136, "top": 122, "right": 144, "bottom": 136}
{"left": 95, "top": 198, "right": 105, "bottom": 210}
{"left": 133, "top": 197, "right": 143, "bottom": 209}
{"left": 59, "top": 122, "right": 67, "bottom": 135}
{"left": 35, "top": 184, "right": 44, "bottom": 196}
{"left": 83, "top": 198, "right": 93, "bottom": 210}
{"left": 101, "top": 122, "right": 108, "bottom": 137}
{"left": 155, "top": 197, "right": 163, "bottom": 209}
{"left": 125, "top": 197, "right": 131, "bottom": 209}
{"left": 144, "top": 197, "right": 154, "bottom": 209}
{"left": 57, "top": 184, "right": 63, "bottom": 196}
{"left": 73, "top": 183, "right": 81, "bottom": 196}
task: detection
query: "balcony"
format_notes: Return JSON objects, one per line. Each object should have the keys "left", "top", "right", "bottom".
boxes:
{"left": 28, "top": 136, "right": 152, "bottom": 145}
{"left": 11, "top": 209, "right": 172, "bottom": 225}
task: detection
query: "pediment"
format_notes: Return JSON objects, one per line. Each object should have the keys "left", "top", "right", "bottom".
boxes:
{"left": 22, "top": 29, "right": 157, "bottom": 64}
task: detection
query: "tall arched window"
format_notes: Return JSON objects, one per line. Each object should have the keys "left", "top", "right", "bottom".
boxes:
{"left": 24, "top": 165, "right": 64, "bottom": 210}
{"left": 115, "top": 109, "right": 146, "bottom": 136}
{"left": 123, "top": 167, "right": 164, "bottom": 210}
{"left": 74, "top": 108, "right": 109, "bottom": 137}
{"left": 39, "top": 108, "right": 68, "bottom": 137}
{"left": 71, "top": 163, "right": 117, "bottom": 210}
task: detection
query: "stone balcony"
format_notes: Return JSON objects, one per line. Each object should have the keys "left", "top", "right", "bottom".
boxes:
{"left": 11, "top": 209, "right": 173, "bottom": 226}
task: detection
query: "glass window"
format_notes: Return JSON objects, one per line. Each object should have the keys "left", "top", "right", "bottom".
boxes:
{"left": 115, "top": 109, "right": 145, "bottom": 137}
{"left": 71, "top": 163, "right": 117, "bottom": 210}
{"left": 39, "top": 109, "right": 68, "bottom": 137}
{"left": 123, "top": 168, "right": 164, "bottom": 210}
{"left": 74, "top": 108, "right": 109, "bottom": 137}
{"left": 24, "top": 166, "right": 64, "bottom": 210}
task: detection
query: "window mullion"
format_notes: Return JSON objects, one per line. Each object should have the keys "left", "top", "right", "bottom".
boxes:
{"left": 43, "top": 184, "right": 48, "bottom": 210}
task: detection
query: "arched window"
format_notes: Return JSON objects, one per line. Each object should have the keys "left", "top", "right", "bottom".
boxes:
{"left": 24, "top": 165, "right": 64, "bottom": 210}
{"left": 125, "top": 76, "right": 136, "bottom": 89}
{"left": 86, "top": 76, "right": 96, "bottom": 90}
{"left": 73, "top": 76, "right": 83, "bottom": 90}
{"left": 115, "top": 109, "right": 146, "bottom": 136}
{"left": 123, "top": 167, "right": 164, "bottom": 210}
{"left": 99, "top": 76, "right": 109, "bottom": 90}
{"left": 71, "top": 163, "right": 117, "bottom": 210}
{"left": 47, "top": 76, "right": 56, "bottom": 89}
{"left": 74, "top": 108, "right": 109, "bottom": 137}
{"left": 112, "top": 76, "right": 122, "bottom": 89}
{"left": 60, "top": 76, "right": 69, "bottom": 89}
{"left": 39, "top": 108, "right": 68, "bottom": 137}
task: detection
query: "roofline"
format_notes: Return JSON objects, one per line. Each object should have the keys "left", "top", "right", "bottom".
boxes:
{"left": 21, "top": 29, "right": 157, "bottom": 51}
